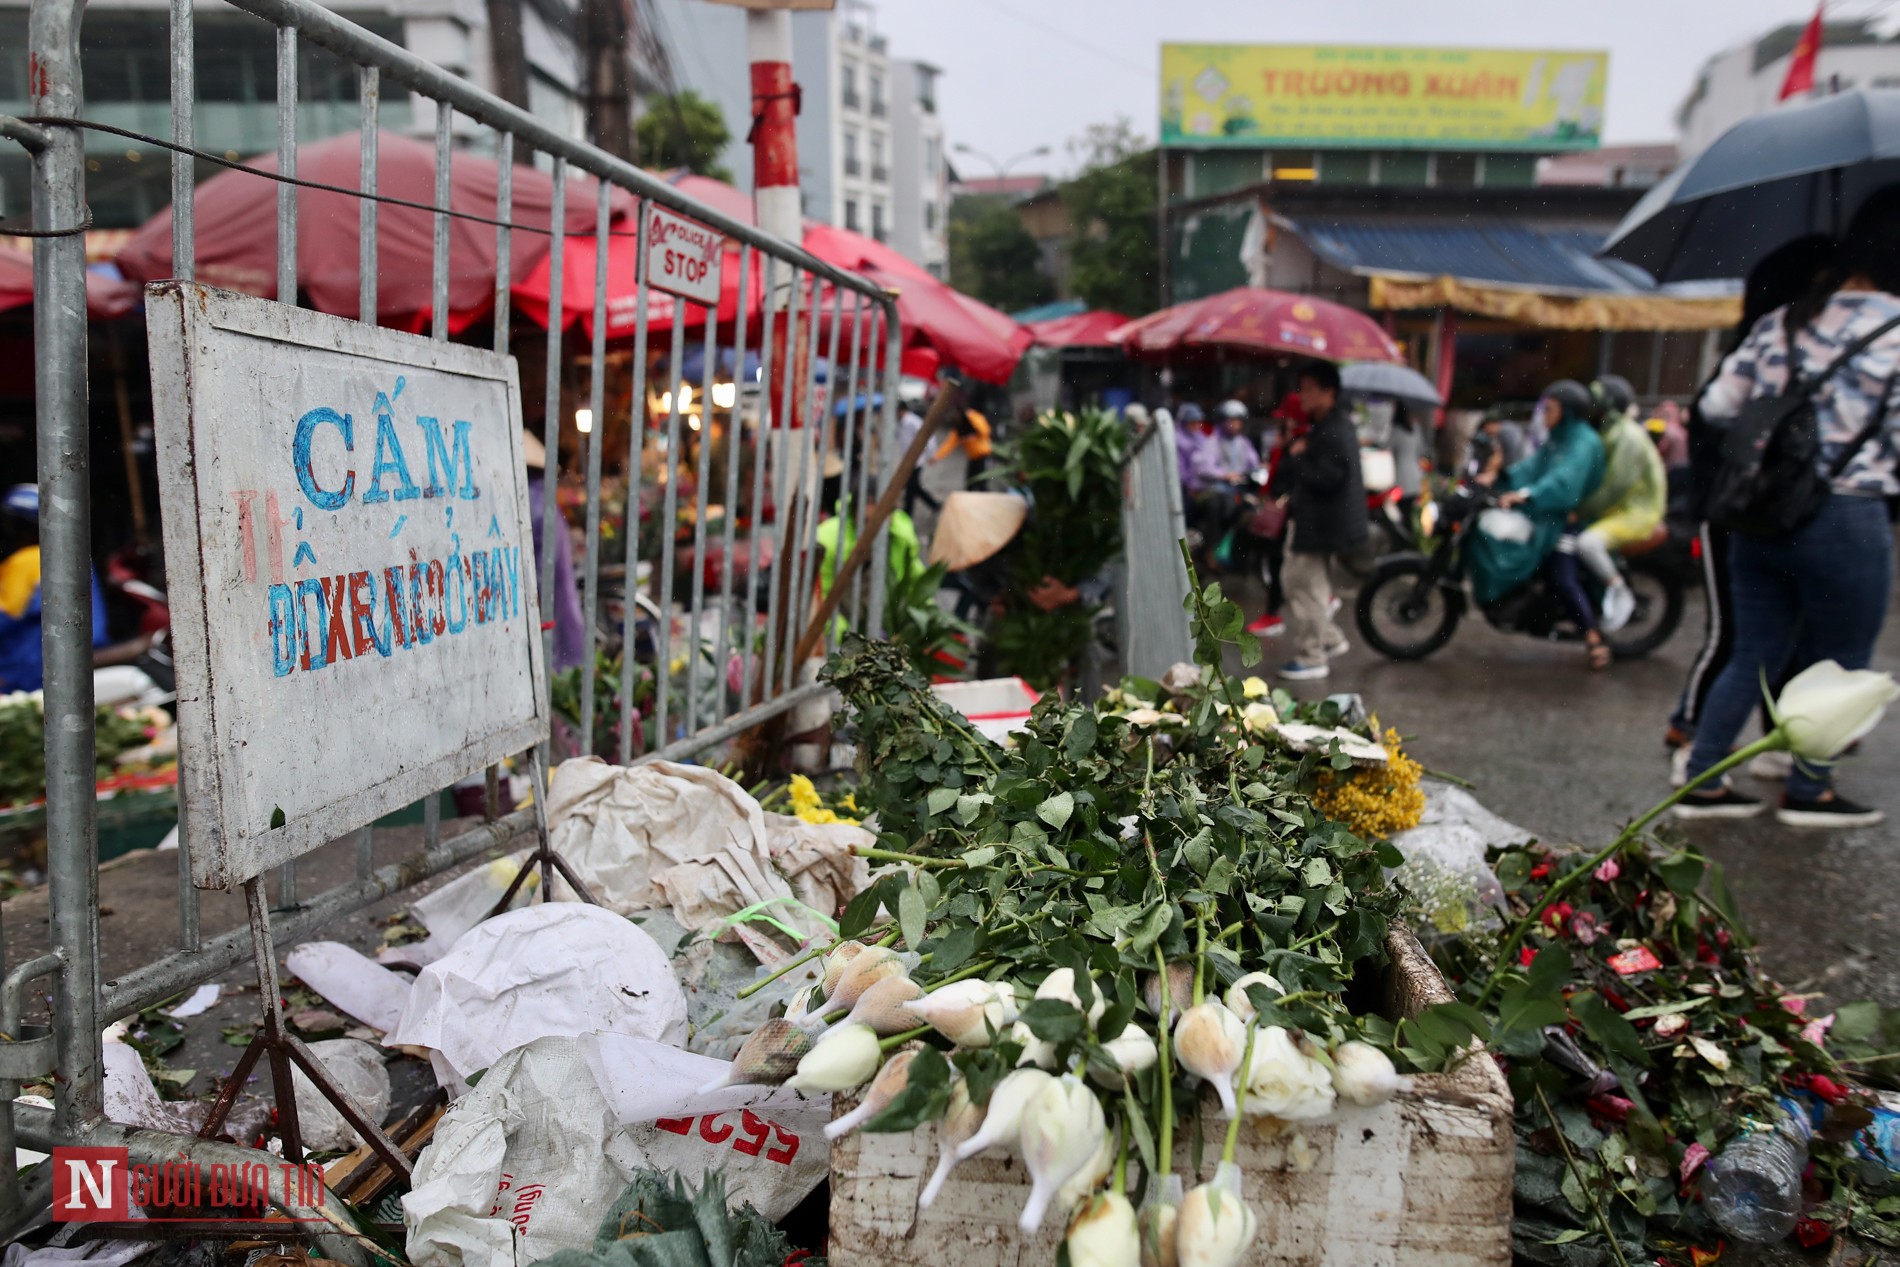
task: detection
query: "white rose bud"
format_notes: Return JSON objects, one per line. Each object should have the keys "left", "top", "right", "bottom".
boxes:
{"left": 903, "top": 979, "right": 1008, "bottom": 1047}
{"left": 1067, "top": 1191, "right": 1141, "bottom": 1267}
{"left": 954, "top": 1067, "right": 1054, "bottom": 1161}
{"left": 1173, "top": 1002, "right": 1248, "bottom": 1117}
{"left": 824, "top": 1047, "right": 918, "bottom": 1141}
{"left": 1092, "top": 1023, "right": 1159, "bottom": 1086}
{"left": 1138, "top": 1177, "right": 1183, "bottom": 1267}
{"left": 1056, "top": 1127, "right": 1117, "bottom": 1219}
{"left": 1037, "top": 967, "right": 1107, "bottom": 1025}
{"left": 1241, "top": 1026, "right": 1336, "bottom": 1123}
{"left": 1176, "top": 1161, "right": 1256, "bottom": 1267}
{"left": 787, "top": 1022, "right": 881, "bottom": 1093}
{"left": 1774, "top": 660, "right": 1900, "bottom": 760}
{"left": 1330, "top": 1041, "right": 1413, "bottom": 1107}
{"left": 1241, "top": 701, "right": 1279, "bottom": 734}
{"left": 1010, "top": 1020, "right": 1058, "bottom": 1069}
{"left": 1018, "top": 1075, "right": 1107, "bottom": 1232}
{"left": 919, "top": 1079, "right": 982, "bottom": 1209}
{"left": 1241, "top": 676, "right": 1269, "bottom": 700}
{"left": 1222, "top": 971, "right": 1284, "bottom": 1022}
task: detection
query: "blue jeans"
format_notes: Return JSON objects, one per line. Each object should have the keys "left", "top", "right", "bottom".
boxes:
{"left": 1686, "top": 495, "right": 1893, "bottom": 799}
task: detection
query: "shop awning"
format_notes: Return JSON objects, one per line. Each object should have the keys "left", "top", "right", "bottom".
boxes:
{"left": 1276, "top": 214, "right": 1741, "bottom": 331}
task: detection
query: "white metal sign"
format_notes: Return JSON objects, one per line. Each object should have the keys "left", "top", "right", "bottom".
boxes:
{"left": 148, "top": 284, "right": 548, "bottom": 889}
{"left": 647, "top": 204, "right": 725, "bottom": 306}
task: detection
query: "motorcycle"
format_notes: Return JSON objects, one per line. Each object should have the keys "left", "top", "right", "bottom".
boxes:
{"left": 1367, "top": 484, "right": 1412, "bottom": 554}
{"left": 1354, "top": 479, "right": 1687, "bottom": 662}
{"left": 1212, "top": 470, "right": 1282, "bottom": 593}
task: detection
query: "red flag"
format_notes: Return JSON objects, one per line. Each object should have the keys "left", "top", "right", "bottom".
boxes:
{"left": 1780, "top": 4, "right": 1825, "bottom": 101}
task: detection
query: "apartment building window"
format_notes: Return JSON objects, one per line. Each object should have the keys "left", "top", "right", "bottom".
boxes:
{"left": 917, "top": 65, "right": 938, "bottom": 114}
{"left": 845, "top": 200, "right": 861, "bottom": 232}
{"left": 872, "top": 200, "right": 887, "bottom": 242}
{"left": 841, "top": 61, "right": 860, "bottom": 110}
{"left": 843, "top": 128, "right": 862, "bottom": 177}
{"left": 870, "top": 133, "right": 888, "bottom": 183}
{"left": 924, "top": 201, "right": 938, "bottom": 231}
{"left": 869, "top": 70, "right": 886, "bottom": 117}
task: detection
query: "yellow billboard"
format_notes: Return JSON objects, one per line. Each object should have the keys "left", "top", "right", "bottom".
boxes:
{"left": 1161, "top": 44, "right": 1607, "bottom": 150}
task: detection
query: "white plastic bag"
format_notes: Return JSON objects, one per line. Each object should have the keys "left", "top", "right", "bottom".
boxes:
{"left": 386, "top": 903, "right": 687, "bottom": 1094}
{"left": 1477, "top": 506, "right": 1535, "bottom": 544}
{"left": 383, "top": 855, "right": 541, "bottom": 968}
{"left": 286, "top": 942, "right": 413, "bottom": 1034}
{"left": 290, "top": 1038, "right": 392, "bottom": 1153}
{"left": 545, "top": 758, "right": 867, "bottom": 964}
{"left": 404, "top": 1035, "right": 829, "bottom": 1267}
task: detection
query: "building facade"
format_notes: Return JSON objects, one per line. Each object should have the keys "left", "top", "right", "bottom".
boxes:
{"left": 889, "top": 58, "right": 947, "bottom": 275}
{"left": 1677, "top": 19, "right": 1900, "bottom": 157}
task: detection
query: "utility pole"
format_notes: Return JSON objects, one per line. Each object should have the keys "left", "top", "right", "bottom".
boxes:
{"left": 583, "top": 0, "right": 635, "bottom": 161}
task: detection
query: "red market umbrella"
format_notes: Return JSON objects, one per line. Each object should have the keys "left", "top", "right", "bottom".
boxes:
{"left": 117, "top": 131, "right": 633, "bottom": 331}
{"left": 513, "top": 173, "right": 1032, "bottom": 385}
{"left": 1114, "top": 286, "right": 1402, "bottom": 364}
{"left": 0, "top": 245, "right": 140, "bottom": 320}
{"left": 1028, "top": 309, "right": 1133, "bottom": 348}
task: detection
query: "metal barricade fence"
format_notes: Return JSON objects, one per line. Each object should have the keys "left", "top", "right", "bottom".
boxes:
{"left": 7, "top": 0, "right": 903, "bottom": 1229}
{"left": 1118, "top": 409, "right": 1195, "bottom": 681}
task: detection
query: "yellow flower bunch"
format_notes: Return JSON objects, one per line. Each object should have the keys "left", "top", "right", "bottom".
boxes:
{"left": 1312, "top": 727, "right": 1425, "bottom": 841}
{"left": 787, "top": 774, "right": 860, "bottom": 826}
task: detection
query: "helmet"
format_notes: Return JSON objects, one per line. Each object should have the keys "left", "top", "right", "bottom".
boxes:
{"left": 1177, "top": 403, "right": 1206, "bottom": 425}
{"left": 1, "top": 485, "right": 38, "bottom": 522}
{"left": 1541, "top": 380, "right": 1593, "bottom": 423}
{"left": 1216, "top": 399, "right": 1249, "bottom": 422}
{"left": 1591, "top": 374, "right": 1636, "bottom": 422}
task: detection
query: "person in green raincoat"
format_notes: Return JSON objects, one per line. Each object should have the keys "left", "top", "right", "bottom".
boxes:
{"left": 814, "top": 502, "right": 923, "bottom": 639}
{"left": 1466, "top": 379, "right": 1606, "bottom": 613}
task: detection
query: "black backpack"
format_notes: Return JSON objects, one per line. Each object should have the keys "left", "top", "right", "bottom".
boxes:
{"left": 1705, "top": 311, "right": 1900, "bottom": 537}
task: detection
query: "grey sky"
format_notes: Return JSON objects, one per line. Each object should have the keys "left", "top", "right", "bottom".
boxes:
{"left": 869, "top": 0, "right": 1883, "bottom": 177}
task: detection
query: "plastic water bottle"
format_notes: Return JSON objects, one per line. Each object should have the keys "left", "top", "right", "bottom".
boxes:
{"left": 1702, "top": 1099, "right": 1814, "bottom": 1243}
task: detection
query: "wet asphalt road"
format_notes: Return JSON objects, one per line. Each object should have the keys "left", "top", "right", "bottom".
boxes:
{"left": 1263, "top": 576, "right": 1900, "bottom": 1011}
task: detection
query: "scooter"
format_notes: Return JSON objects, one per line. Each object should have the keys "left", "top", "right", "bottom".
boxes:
{"left": 1354, "top": 479, "right": 1687, "bottom": 662}
{"left": 1212, "top": 470, "right": 1282, "bottom": 594}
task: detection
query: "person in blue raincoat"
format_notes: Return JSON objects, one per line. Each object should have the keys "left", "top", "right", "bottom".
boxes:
{"left": 1465, "top": 380, "right": 1606, "bottom": 613}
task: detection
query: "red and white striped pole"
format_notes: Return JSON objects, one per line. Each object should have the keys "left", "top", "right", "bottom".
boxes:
{"left": 748, "top": 9, "right": 808, "bottom": 430}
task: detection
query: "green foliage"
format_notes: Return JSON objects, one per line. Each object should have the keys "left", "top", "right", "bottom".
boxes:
{"left": 985, "top": 408, "right": 1129, "bottom": 689}
{"left": 538, "top": 1167, "right": 817, "bottom": 1267}
{"left": 1063, "top": 126, "right": 1160, "bottom": 317}
{"left": 635, "top": 90, "right": 733, "bottom": 183}
{"left": 948, "top": 196, "right": 1053, "bottom": 313}
{"left": 882, "top": 562, "right": 979, "bottom": 682}
{"left": 821, "top": 573, "right": 1414, "bottom": 1182}
{"left": 0, "top": 694, "right": 149, "bottom": 808}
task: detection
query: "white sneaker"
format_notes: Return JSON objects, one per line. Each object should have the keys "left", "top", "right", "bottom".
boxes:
{"left": 1750, "top": 750, "right": 1795, "bottom": 781}
{"left": 1324, "top": 633, "right": 1350, "bottom": 659}
{"left": 1327, "top": 595, "right": 1342, "bottom": 617}
{"left": 1600, "top": 582, "right": 1636, "bottom": 634}
{"left": 1670, "top": 745, "right": 1691, "bottom": 788}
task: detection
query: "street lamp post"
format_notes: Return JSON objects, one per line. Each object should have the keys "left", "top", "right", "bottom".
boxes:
{"left": 953, "top": 143, "right": 1052, "bottom": 186}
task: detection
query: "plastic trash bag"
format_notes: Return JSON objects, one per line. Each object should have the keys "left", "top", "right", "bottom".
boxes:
{"left": 1386, "top": 782, "right": 1523, "bottom": 937}
{"left": 290, "top": 1038, "right": 392, "bottom": 1153}
{"left": 287, "top": 942, "right": 413, "bottom": 1034}
{"left": 545, "top": 759, "right": 867, "bottom": 965}
{"left": 386, "top": 904, "right": 688, "bottom": 1095}
{"left": 381, "top": 855, "right": 541, "bottom": 968}
{"left": 404, "top": 1036, "right": 828, "bottom": 1267}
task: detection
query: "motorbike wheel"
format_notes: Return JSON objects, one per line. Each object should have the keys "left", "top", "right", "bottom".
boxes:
{"left": 1606, "top": 558, "right": 1685, "bottom": 661}
{"left": 1356, "top": 557, "right": 1460, "bottom": 661}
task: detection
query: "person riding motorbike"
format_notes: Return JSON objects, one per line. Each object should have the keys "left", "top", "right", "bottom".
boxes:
{"left": 1575, "top": 374, "right": 1668, "bottom": 637}
{"left": 1193, "top": 400, "right": 1262, "bottom": 542}
{"left": 1465, "top": 380, "right": 1607, "bottom": 664}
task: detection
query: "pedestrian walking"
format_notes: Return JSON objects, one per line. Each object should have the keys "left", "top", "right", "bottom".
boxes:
{"left": 1278, "top": 362, "right": 1367, "bottom": 682}
{"left": 933, "top": 407, "right": 994, "bottom": 488}
{"left": 1674, "top": 190, "right": 1900, "bottom": 827}
{"left": 1665, "top": 235, "right": 1840, "bottom": 778}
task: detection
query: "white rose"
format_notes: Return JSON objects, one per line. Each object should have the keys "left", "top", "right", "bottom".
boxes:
{"left": 1173, "top": 1002, "right": 1247, "bottom": 1117}
{"left": 1241, "top": 701, "right": 1278, "bottom": 734}
{"left": 1018, "top": 1075, "right": 1107, "bottom": 1232}
{"left": 786, "top": 1022, "right": 881, "bottom": 1093}
{"left": 1223, "top": 971, "right": 1284, "bottom": 1022}
{"left": 1176, "top": 1161, "right": 1256, "bottom": 1267}
{"left": 1774, "top": 660, "right": 1900, "bottom": 760}
{"left": 1241, "top": 1026, "right": 1336, "bottom": 1123}
{"left": 1067, "top": 1191, "right": 1140, "bottom": 1267}
{"left": 1329, "top": 1041, "right": 1412, "bottom": 1107}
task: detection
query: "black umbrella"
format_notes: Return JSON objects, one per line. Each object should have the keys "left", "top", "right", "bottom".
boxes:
{"left": 1601, "top": 89, "right": 1900, "bottom": 283}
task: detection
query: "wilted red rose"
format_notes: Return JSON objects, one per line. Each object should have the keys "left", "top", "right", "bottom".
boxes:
{"left": 1530, "top": 862, "right": 1552, "bottom": 880}
{"left": 1543, "top": 901, "right": 1576, "bottom": 934}
{"left": 1793, "top": 1217, "right": 1832, "bottom": 1248}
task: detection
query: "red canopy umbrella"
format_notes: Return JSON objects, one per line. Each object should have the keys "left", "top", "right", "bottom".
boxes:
{"left": 513, "top": 174, "right": 1032, "bottom": 385}
{"left": 1028, "top": 309, "right": 1132, "bottom": 349}
{"left": 1114, "top": 286, "right": 1402, "bottom": 364}
{"left": 0, "top": 245, "right": 141, "bottom": 320}
{"left": 117, "top": 131, "right": 633, "bottom": 331}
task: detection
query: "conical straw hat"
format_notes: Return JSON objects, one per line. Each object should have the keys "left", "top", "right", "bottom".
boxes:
{"left": 929, "top": 491, "right": 1027, "bottom": 571}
